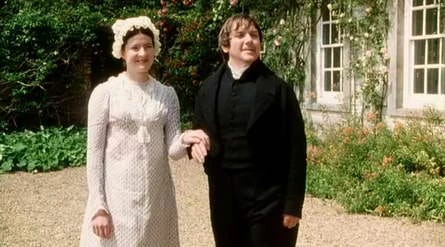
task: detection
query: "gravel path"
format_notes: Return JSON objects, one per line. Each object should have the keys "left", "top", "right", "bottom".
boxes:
{"left": 1, "top": 159, "right": 444, "bottom": 247}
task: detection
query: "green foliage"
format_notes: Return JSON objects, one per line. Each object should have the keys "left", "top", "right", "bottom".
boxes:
{"left": 257, "top": 0, "right": 392, "bottom": 120}
{"left": 0, "top": 126, "right": 86, "bottom": 173}
{"left": 157, "top": 10, "right": 221, "bottom": 112}
{"left": 307, "top": 113, "right": 445, "bottom": 222}
{"left": 0, "top": 0, "right": 106, "bottom": 129}
{"left": 329, "top": 0, "right": 390, "bottom": 120}
{"left": 0, "top": 0, "right": 234, "bottom": 129}
{"left": 262, "top": 2, "right": 321, "bottom": 101}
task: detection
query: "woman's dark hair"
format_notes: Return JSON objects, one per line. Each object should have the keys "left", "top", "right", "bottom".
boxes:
{"left": 121, "top": 27, "right": 155, "bottom": 51}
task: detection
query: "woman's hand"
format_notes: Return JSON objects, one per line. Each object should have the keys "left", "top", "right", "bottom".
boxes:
{"left": 92, "top": 210, "right": 114, "bottom": 239}
{"left": 182, "top": 129, "right": 210, "bottom": 149}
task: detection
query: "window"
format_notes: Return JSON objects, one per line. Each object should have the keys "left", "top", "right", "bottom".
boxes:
{"left": 317, "top": 3, "right": 345, "bottom": 104}
{"left": 404, "top": 0, "right": 445, "bottom": 109}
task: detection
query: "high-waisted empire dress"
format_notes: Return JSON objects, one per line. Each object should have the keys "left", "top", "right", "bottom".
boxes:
{"left": 80, "top": 73, "right": 186, "bottom": 247}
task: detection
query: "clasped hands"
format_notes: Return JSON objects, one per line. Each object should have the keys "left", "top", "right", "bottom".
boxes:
{"left": 182, "top": 129, "right": 210, "bottom": 163}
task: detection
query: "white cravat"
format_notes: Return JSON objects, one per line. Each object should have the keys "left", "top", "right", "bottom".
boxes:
{"left": 228, "top": 61, "right": 249, "bottom": 80}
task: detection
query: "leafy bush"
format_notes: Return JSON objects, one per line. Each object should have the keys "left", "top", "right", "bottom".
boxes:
{"left": 0, "top": 1, "right": 106, "bottom": 129}
{"left": 306, "top": 114, "right": 445, "bottom": 222}
{"left": 0, "top": 126, "right": 86, "bottom": 173}
{"left": 157, "top": 9, "right": 222, "bottom": 114}
{"left": 0, "top": 0, "right": 228, "bottom": 130}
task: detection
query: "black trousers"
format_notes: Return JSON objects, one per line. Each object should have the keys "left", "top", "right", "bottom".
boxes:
{"left": 207, "top": 165, "right": 298, "bottom": 247}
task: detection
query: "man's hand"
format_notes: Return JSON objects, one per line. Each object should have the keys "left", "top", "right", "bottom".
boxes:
{"left": 282, "top": 214, "right": 300, "bottom": 229}
{"left": 182, "top": 129, "right": 210, "bottom": 149}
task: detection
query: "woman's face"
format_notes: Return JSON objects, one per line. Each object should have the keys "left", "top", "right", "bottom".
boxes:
{"left": 121, "top": 33, "right": 155, "bottom": 74}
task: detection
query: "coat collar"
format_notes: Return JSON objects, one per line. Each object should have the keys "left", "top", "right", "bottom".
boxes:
{"left": 202, "top": 60, "right": 278, "bottom": 132}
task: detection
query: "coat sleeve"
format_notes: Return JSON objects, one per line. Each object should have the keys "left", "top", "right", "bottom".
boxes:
{"left": 86, "top": 83, "right": 110, "bottom": 217}
{"left": 282, "top": 84, "right": 307, "bottom": 218}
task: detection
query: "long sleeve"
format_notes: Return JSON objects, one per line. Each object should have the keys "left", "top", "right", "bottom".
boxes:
{"left": 282, "top": 84, "right": 307, "bottom": 218}
{"left": 165, "top": 87, "right": 188, "bottom": 160}
{"left": 86, "top": 83, "right": 109, "bottom": 217}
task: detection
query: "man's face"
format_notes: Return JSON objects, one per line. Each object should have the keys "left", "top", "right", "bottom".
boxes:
{"left": 222, "top": 23, "right": 261, "bottom": 68}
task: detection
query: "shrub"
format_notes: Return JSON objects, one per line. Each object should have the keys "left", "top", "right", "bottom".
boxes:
{"left": 306, "top": 115, "right": 445, "bottom": 222}
{"left": 0, "top": 0, "right": 225, "bottom": 130}
{"left": 0, "top": 1, "right": 106, "bottom": 129}
{"left": 0, "top": 126, "right": 86, "bottom": 173}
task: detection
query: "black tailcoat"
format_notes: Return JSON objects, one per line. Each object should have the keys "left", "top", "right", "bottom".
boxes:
{"left": 193, "top": 60, "right": 307, "bottom": 217}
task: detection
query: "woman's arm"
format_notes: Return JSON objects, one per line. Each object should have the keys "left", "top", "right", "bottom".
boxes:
{"left": 86, "top": 83, "right": 110, "bottom": 217}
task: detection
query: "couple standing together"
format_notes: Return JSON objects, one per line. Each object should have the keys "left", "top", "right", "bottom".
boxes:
{"left": 80, "top": 13, "right": 307, "bottom": 247}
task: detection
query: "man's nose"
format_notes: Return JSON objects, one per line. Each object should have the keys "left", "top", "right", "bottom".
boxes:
{"left": 245, "top": 34, "right": 254, "bottom": 43}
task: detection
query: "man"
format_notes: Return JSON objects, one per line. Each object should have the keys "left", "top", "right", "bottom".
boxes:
{"left": 191, "top": 14, "right": 307, "bottom": 247}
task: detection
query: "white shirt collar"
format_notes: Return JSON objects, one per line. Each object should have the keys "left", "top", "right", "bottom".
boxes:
{"left": 228, "top": 61, "right": 249, "bottom": 80}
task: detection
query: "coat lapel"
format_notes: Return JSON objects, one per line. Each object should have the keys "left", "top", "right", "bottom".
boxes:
{"left": 247, "top": 64, "right": 277, "bottom": 131}
{"left": 202, "top": 64, "right": 225, "bottom": 135}
{"left": 203, "top": 61, "right": 277, "bottom": 132}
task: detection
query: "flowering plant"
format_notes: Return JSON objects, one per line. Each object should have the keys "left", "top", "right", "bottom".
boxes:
{"left": 111, "top": 16, "right": 161, "bottom": 59}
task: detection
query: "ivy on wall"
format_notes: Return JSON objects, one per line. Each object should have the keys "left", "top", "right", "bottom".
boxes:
{"left": 259, "top": 0, "right": 392, "bottom": 122}
{"left": 333, "top": 0, "right": 390, "bottom": 122}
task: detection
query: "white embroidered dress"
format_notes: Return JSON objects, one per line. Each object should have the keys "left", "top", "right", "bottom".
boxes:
{"left": 80, "top": 73, "right": 186, "bottom": 247}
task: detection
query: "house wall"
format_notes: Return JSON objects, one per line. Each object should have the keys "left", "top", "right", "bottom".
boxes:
{"left": 303, "top": 0, "right": 445, "bottom": 128}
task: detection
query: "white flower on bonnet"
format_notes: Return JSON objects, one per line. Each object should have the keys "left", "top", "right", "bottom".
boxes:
{"left": 111, "top": 16, "right": 161, "bottom": 59}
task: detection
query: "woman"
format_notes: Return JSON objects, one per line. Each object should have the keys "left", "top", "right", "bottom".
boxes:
{"left": 79, "top": 16, "right": 208, "bottom": 246}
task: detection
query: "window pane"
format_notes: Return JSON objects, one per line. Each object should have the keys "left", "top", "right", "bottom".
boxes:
{"left": 428, "top": 38, "right": 440, "bottom": 64}
{"left": 441, "top": 6, "right": 445, "bottom": 33}
{"left": 324, "top": 71, "right": 332, "bottom": 91}
{"left": 426, "top": 8, "right": 438, "bottom": 35}
{"left": 413, "top": 0, "right": 423, "bottom": 6}
{"left": 427, "top": 68, "right": 439, "bottom": 94}
{"left": 324, "top": 48, "right": 332, "bottom": 68}
{"left": 414, "top": 69, "right": 425, "bottom": 93}
{"left": 333, "top": 47, "right": 341, "bottom": 67}
{"left": 441, "top": 68, "right": 445, "bottom": 94}
{"left": 333, "top": 71, "right": 341, "bottom": 91}
{"left": 412, "top": 10, "right": 423, "bottom": 35}
{"left": 414, "top": 40, "right": 426, "bottom": 64}
{"left": 425, "top": 0, "right": 435, "bottom": 4}
{"left": 323, "top": 24, "right": 330, "bottom": 44}
{"left": 442, "top": 38, "right": 445, "bottom": 64}
{"left": 332, "top": 23, "right": 340, "bottom": 44}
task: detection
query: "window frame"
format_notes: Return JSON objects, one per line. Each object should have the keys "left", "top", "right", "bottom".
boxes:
{"left": 403, "top": 0, "right": 445, "bottom": 110}
{"left": 316, "top": 5, "right": 346, "bottom": 105}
